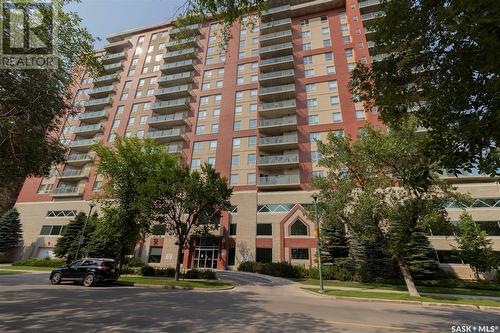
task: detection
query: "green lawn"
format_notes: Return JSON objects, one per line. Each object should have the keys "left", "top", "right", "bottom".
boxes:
{"left": 118, "top": 277, "right": 232, "bottom": 289}
{"left": 0, "top": 265, "right": 54, "bottom": 272}
{"left": 0, "top": 270, "right": 26, "bottom": 275}
{"left": 298, "top": 279, "right": 500, "bottom": 298}
{"left": 305, "top": 288, "right": 500, "bottom": 307}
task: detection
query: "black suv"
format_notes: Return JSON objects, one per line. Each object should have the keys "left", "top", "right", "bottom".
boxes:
{"left": 50, "top": 258, "right": 119, "bottom": 287}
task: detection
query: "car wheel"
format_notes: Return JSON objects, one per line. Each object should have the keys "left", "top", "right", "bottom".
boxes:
{"left": 83, "top": 273, "right": 95, "bottom": 287}
{"left": 51, "top": 272, "right": 62, "bottom": 285}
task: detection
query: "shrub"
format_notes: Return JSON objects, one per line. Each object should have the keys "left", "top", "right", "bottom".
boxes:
{"left": 124, "top": 256, "right": 145, "bottom": 267}
{"left": 184, "top": 269, "right": 217, "bottom": 280}
{"left": 140, "top": 265, "right": 175, "bottom": 277}
{"left": 13, "top": 258, "right": 66, "bottom": 267}
{"left": 238, "top": 261, "right": 305, "bottom": 279}
{"left": 238, "top": 261, "right": 261, "bottom": 273}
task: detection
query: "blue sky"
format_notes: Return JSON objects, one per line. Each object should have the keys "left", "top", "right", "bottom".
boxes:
{"left": 65, "top": 0, "right": 185, "bottom": 49}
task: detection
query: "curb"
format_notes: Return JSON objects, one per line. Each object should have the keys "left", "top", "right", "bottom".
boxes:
{"left": 301, "top": 288, "right": 500, "bottom": 311}
{"left": 120, "top": 283, "right": 235, "bottom": 291}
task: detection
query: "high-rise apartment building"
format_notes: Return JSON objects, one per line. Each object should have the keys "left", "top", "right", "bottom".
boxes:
{"left": 14, "top": 0, "right": 499, "bottom": 278}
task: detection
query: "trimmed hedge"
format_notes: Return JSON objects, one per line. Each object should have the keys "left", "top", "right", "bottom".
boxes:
{"left": 140, "top": 266, "right": 217, "bottom": 280}
{"left": 12, "top": 258, "right": 66, "bottom": 267}
{"left": 184, "top": 269, "right": 217, "bottom": 280}
{"left": 141, "top": 266, "right": 176, "bottom": 277}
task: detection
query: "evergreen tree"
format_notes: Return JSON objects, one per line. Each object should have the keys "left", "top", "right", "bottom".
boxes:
{"left": 455, "top": 213, "right": 497, "bottom": 280}
{"left": 321, "top": 219, "right": 349, "bottom": 264}
{"left": 0, "top": 208, "right": 22, "bottom": 254}
{"left": 87, "top": 208, "right": 123, "bottom": 260}
{"left": 53, "top": 212, "right": 95, "bottom": 263}
{"left": 405, "top": 229, "right": 440, "bottom": 280}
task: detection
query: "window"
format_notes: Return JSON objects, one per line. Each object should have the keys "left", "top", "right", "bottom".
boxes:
{"left": 330, "top": 96, "right": 340, "bottom": 105}
{"left": 144, "top": 102, "right": 151, "bottom": 110}
{"left": 313, "top": 170, "right": 324, "bottom": 177}
{"left": 204, "top": 70, "right": 213, "bottom": 79}
{"left": 145, "top": 55, "right": 151, "bottom": 63}
{"left": 147, "top": 89, "right": 154, "bottom": 96}
{"left": 229, "top": 224, "right": 237, "bottom": 236}
{"left": 214, "top": 94, "right": 222, "bottom": 102}
{"left": 323, "top": 39, "right": 332, "bottom": 47}
{"left": 128, "top": 117, "right": 135, "bottom": 126}
{"left": 334, "top": 129, "right": 344, "bottom": 137}
{"left": 208, "top": 157, "right": 216, "bottom": 167}
{"left": 233, "top": 120, "right": 241, "bottom": 131}
{"left": 347, "top": 63, "right": 355, "bottom": 71}
{"left": 250, "top": 75, "right": 258, "bottom": 83}
{"left": 232, "top": 155, "right": 240, "bottom": 166}
{"left": 217, "top": 68, "right": 225, "bottom": 76}
{"left": 301, "top": 31, "right": 311, "bottom": 39}
{"left": 310, "top": 132, "right": 320, "bottom": 142}
{"left": 125, "top": 131, "right": 132, "bottom": 138}
{"left": 256, "top": 223, "right": 272, "bottom": 236}
{"left": 191, "top": 159, "right": 201, "bottom": 170}
{"left": 291, "top": 220, "right": 308, "bottom": 236}
{"left": 305, "top": 69, "right": 314, "bottom": 78}
{"left": 193, "top": 142, "right": 202, "bottom": 152}
{"left": 236, "top": 91, "right": 243, "bottom": 99}
{"left": 196, "top": 125, "right": 205, "bottom": 134}
{"left": 202, "top": 83, "right": 211, "bottom": 90}
{"left": 248, "top": 154, "right": 256, "bottom": 165}
{"left": 249, "top": 119, "right": 257, "bottom": 129}
{"left": 322, "top": 27, "right": 330, "bottom": 35}
{"left": 212, "top": 108, "right": 220, "bottom": 117}
{"left": 135, "top": 91, "right": 143, "bottom": 98}
{"left": 124, "top": 81, "right": 132, "bottom": 89}
{"left": 328, "top": 80, "right": 338, "bottom": 90}
{"left": 198, "top": 110, "right": 207, "bottom": 120}
{"left": 343, "top": 36, "right": 351, "bottom": 44}
{"left": 301, "top": 19, "right": 310, "bottom": 27}
{"left": 112, "top": 120, "right": 120, "bottom": 128}
{"left": 136, "top": 130, "right": 144, "bottom": 138}
{"left": 250, "top": 89, "right": 257, "bottom": 97}
{"left": 325, "top": 52, "right": 333, "bottom": 61}
{"left": 131, "top": 104, "right": 139, "bottom": 112}
{"left": 211, "top": 123, "right": 219, "bottom": 133}
{"left": 249, "top": 104, "right": 257, "bottom": 113}
{"left": 128, "top": 70, "right": 135, "bottom": 77}
{"left": 216, "top": 80, "right": 223, "bottom": 88}
{"left": 140, "top": 116, "right": 148, "bottom": 124}
{"left": 39, "top": 225, "right": 65, "bottom": 236}
{"left": 306, "top": 84, "right": 316, "bottom": 92}
{"left": 256, "top": 248, "right": 272, "bottom": 263}
{"left": 356, "top": 110, "right": 365, "bottom": 120}
{"left": 248, "top": 136, "right": 256, "bottom": 146}
{"left": 291, "top": 248, "right": 309, "bottom": 260}
{"left": 108, "top": 133, "right": 116, "bottom": 142}
{"left": 234, "top": 106, "right": 243, "bottom": 115}
{"left": 308, "top": 115, "right": 319, "bottom": 124}
{"left": 247, "top": 173, "right": 256, "bottom": 185}
{"left": 327, "top": 66, "right": 336, "bottom": 74}
{"left": 345, "top": 49, "right": 353, "bottom": 57}
{"left": 200, "top": 96, "right": 208, "bottom": 105}
{"left": 303, "top": 56, "right": 312, "bottom": 64}
{"left": 251, "top": 62, "right": 258, "bottom": 70}
{"left": 138, "top": 36, "right": 144, "bottom": 44}
{"left": 307, "top": 98, "right": 317, "bottom": 108}
{"left": 142, "top": 67, "right": 149, "bottom": 74}
{"left": 209, "top": 140, "right": 217, "bottom": 151}
{"left": 233, "top": 138, "right": 241, "bottom": 148}
{"left": 332, "top": 112, "right": 343, "bottom": 123}
{"left": 303, "top": 43, "right": 312, "bottom": 51}
{"left": 230, "top": 174, "right": 238, "bottom": 185}
{"left": 148, "top": 247, "right": 162, "bottom": 263}
{"left": 120, "top": 93, "right": 128, "bottom": 101}
{"left": 321, "top": 16, "right": 328, "bottom": 23}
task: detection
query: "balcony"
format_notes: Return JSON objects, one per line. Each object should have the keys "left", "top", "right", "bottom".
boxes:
{"left": 258, "top": 154, "right": 299, "bottom": 169}
{"left": 364, "top": 27, "right": 376, "bottom": 40}
{"left": 87, "top": 85, "right": 114, "bottom": 98}
{"left": 259, "top": 55, "right": 294, "bottom": 72}
{"left": 78, "top": 110, "right": 108, "bottom": 123}
{"left": 151, "top": 98, "right": 190, "bottom": 114}
{"left": 101, "top": 51, "right": 127, "bottom": 64}
{"left": 103, "top": 62, "right": 123, "bottom": 73}
{"left": 261, "top": 4, "right": 290, "bottom": 21}
{"left": 258, "top": 116, "right": 297, "bottom": 134}
{"left": 260, "top": 30, "right": 293, "bottom": 47}
{"left": 361, "top": 11, "right": 385, "bottom": 24}
{"left": 259, "top": 99, "right": 296, "bottom": 117}
{"left": 259, "top": 42, "right": 293, "bottom": 59}
{"left": 148, "top": 113, "right": 187, "bottom": 128}
{"left": 359, "top": 0, "right": 381, "bottom": 14}
{"left": 259, "top": 134, "right": 298, "bottom": 151}
{"left": 163, "top": 48, "right": 197, "bottom": 62}
{"left": 68, "top": 139, "right": 96, "bottom": 152}
{"left": 65, "top": 154, "right": 93, "bottom": 166}
{"left": 160, "top": 59, "right": 198, "bottom": 74}
{"left": 51, "top": 186, "right": 83, "bottom": 198}
{"left": 290, "top": 0, "right": 345, "bottom": 16}
{"left": 166, "top": 37, "right": 200, "bottom": 50}
{"left": 440, "top": 168, "right": 498, "bottom": 184}
{"left": 74, "top": 124, "right": 104, "bottom": 137}
{"left": 170, "top": 23, "right": 201, "bottom": 38}
{"left": 155, "top": 84, "right": 192, "bottom": 99}
{"left": 146, "top": 128, "right": 184, "bottom": 143}
{"left": 260, "top": 18, "right": 292, "bottom": 34}
{"left": 367, "top": 41, "right": 376, "bottom": 49}
{"left": 158, "top": 71, "right": 194, "bottom": 87}
{"left": 259, "top": 84, "right": 295, "bottom": 102}
{"left": 104, "top": 39, "right": 132, "bottom": 52}
{"left": 93, "top": 73, "right": 119, "bottom": 86}
{"left": 260, "top": 69, "right": 295, "bottom": 86}
{"left": 58, "top": 169, "right": 89, "bottom": 181}
{"left": 81, "top": 97, "right": 113, "bottom": 110}
{"left": 258, "top": 175, "right": 301, "bottom": 190}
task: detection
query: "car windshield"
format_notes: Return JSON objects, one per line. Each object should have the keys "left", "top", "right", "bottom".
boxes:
{"left": 99, "top": 261, "right": 116, "bottom": 269}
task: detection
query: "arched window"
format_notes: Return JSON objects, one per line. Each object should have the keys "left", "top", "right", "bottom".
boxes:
{"left": 290, "top": 219, "right": 308, "bottom": 236}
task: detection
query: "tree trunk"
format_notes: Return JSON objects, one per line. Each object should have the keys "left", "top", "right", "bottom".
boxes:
{"left": 396, "top": 255, "right": 420, "bottom": 297}
{"left": 174, "top": 243, "right": 183, "bottom": 281}
{"left": 474, "top": 268, "right": 480, "bottom": 281}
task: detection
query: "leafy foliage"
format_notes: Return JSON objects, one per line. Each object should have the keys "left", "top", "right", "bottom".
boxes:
{"left": 455, "top": 213, "right": 498, "bottom": 279}
{"left": 86, "top": 208, "right": 123, "bottom": 260}
{"left": 0, "top": 208, "right": 22, "bottom": 253}
{"left": 12, "top": 258, "right": 65, "bottom": 267}
{"left": 350, "top": 0, "right": 500, "bottom": 176}
{"left": 53, "top": 212, "right": 95, "bottom": 262}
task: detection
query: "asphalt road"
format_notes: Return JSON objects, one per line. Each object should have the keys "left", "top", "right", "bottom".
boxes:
{"left": 0, "top": 271, "right": 498, "bottom": 333}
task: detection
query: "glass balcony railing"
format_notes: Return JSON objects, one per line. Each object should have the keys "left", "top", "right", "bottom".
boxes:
{"left": 259, "top": 154, "right": 299, "bottom": 165}
{"left": 88, "top": 85, "right": 114, "bottom": 95}
{"left": 259, "top": 134, "right": 298, "bottom": 145}
{"left": 149, "top": 113, "right": 186, "bottom": 123}
{"left": 67, "top": 154, "right": 92, "bottom": 162}
{"left": 69, "top": 139, "right": 96, "bottom": 147}
{"left": 74, "top": 124, "right": 103, "bottom": 133}
{"left": 156, "top": 85, "right": 191, "bottom": 96}
{"left": 151, "top": 98, "right": 189, "bottom": 110}
{"left": 170, "top": 23, "right": 201, "bottom": 36}
{"left": 259, "top": 175, "right": 300, "bottom": 186}
{"left": 260, "top": 55, "right": 294, "bottom": 66}
{"left": 260, "top": 99, "right": 296, "bottom": 111}
{"left": 167, "top": 37, "right": 199, "bottom": 48}
{"left": 361, "top": 11, "right": 385, "bottom": 21}
{"left": 103, "top": 63, "right": 122, "bottom": 71}
{"left": 94, "top": 73, "right": 119, "bottom": 83}
{"left": 262, "top": 4, "right": 290, "bottom": 15}
{"left": 261, "top": 18, "right": 292, "bottom": 30}
{"left": 359, "top": 0, "right": 381, "bottom": 8}
{"left": 158, "top": 71, "right": 193, "bottom": 83}
{"left": 259, "top": 116, "right": 297, "bottom": 128}
{"left": 52, "top": 186, "right": 80, "bottom": 195}
{"left": 260, "top": 84, "right": 295, "bottom": 95}
{"left": 259, "top": 42, "right": 293, "bottom": 54}
{"left": 146, "top": 128, "right": 183, "bottom": 139}
{"left": 260, "top": 30, "right": 292, "bottom": 42}
{"left": 82, "top": 97, "right": 112, "bottom": 107}
{"left": 163, "top": 47, "right": 196, "bottom": 59}
{"left": 78, "top": 110, "right": 108, "bottom": 120}
{"left": 101, "top": 51, "right": 126, "bottom": 62}
{"left": 60, "top": 169, "right": 86, "bottom": 177}
{"left": 160, "top": 59, "right": 196, "bottom": 72}
{"left": 260, "top": 69, "right": 294, "bottom": 80}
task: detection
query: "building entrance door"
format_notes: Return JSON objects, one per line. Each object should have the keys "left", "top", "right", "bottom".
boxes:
{"left": 194, "top": 247, "right": 218, "bottom": 269}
